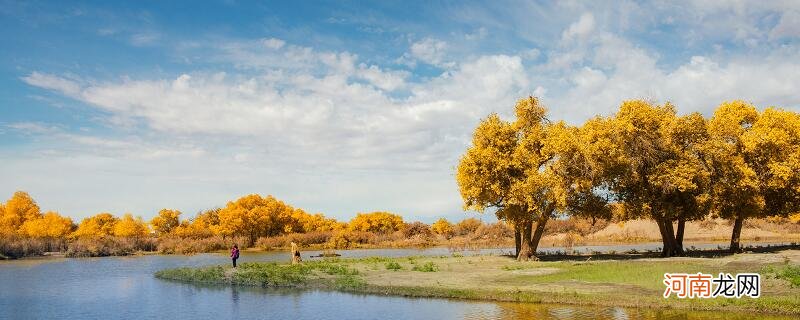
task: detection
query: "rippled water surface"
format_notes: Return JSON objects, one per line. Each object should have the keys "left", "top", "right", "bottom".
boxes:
{"left": 0, "top": 246, "right": 794, "bottom": 319}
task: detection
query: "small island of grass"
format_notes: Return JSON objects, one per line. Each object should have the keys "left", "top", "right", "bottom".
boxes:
{"left": 155, "top": 250, "right": 800, "bottom": 315}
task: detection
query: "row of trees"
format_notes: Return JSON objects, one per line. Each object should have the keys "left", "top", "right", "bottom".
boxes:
{"left": 457, "top": 97, "right": 800, "bottom": 260}
{"left": 0, "top": 191, "right": 152, "bottom": 239}
{"left": 0, "top": 192, "right": 480, "bottom": 245}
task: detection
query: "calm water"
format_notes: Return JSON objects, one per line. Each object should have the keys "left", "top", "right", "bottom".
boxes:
{"left": 0, "top": 245, "right": 794, "bottom": 320}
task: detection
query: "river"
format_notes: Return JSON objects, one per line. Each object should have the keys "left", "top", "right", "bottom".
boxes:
{"left": 0, "top": 244, "right": 795, "bottom": 319}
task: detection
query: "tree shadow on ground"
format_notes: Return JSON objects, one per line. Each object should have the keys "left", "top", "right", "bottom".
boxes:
{"left": 498, "top": 243, "right": 800, "bottom": 262}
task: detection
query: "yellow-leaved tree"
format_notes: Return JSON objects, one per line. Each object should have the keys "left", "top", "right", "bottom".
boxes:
{"left": 113, "top": 213, "right": 149, "bottom": 238}
{"left": 218, "top": 194, "right": 294, "bottom": 245}
{"left": 430, "top": 218, "right": 454, "bottom": 238}
{"left": 150, "top": 209, "right": 181, "bottom": 236}
{"left": 457, "top": 97, "right": 583, "bottom": 260}
{"left": 289, "top": 209, "right": 344, "bottom": 233}
{"left": 592, "top": 100, "right": 712, "bottom": 257}
{"left": 172, "top": 209, "right": 220, "bottom": 239}
{"left": 348, "top": 212, "right": 405, "bottom": 234}
{"left": 18, "top": 211, "right": 74, "bottom": 238}
{"left": 707, "top": 101, "right": 800, "bottom": 253}
{"left": 1, "top": 191, "right": 41, "bottom": 236}
{"left": 72, "top": 213, "right": 118, "bottom": 238}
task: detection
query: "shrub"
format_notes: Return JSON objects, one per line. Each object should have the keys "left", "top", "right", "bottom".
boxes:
{"left": 385, "top": 261, "right": 402, "bottom": 271}
{"left": 0, "top": 236, "right": 63, "bottom": 258}
{"left": 454, "top": 218, "right": 482, "bottom": 236}
{"left": 66, "top": 237, "right": 143, "bottom": 257}
{"left": 412, "top": 261, "right": 439, "bottom": 272}
{"left": 325, "top": 231, "right": 377, "bottom": 249}
{"left": 472, "top": 222, "right": 513, "bottom": 241}
{"left": 545, "top": 217, "right": 610, "bottom": 236}
{"left": 157, "top": 235, "right": 238, "bottom": 254}
{"left": 403, "top": 221, "right": 432, "bottom": 238}
{"left": 256, "top": 231, "right": 333, "bottom": 250}
{"left": 431, "top": 218, "right": 454, "bottom": 238}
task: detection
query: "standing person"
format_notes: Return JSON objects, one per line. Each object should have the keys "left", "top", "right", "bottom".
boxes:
{"left": 291, "top": 242, "right": 302, "bottom": 265}
{"left": 231, "top": 244, "right": 240, "bottom": 268}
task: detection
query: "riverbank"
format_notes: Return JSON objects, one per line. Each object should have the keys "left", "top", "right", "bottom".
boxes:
{"left": 155, "top": 248, "right": 800, "bottom": 315}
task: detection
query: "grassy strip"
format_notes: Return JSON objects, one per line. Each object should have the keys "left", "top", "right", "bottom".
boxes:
{"left": 155, "top": 254, "right": 800, "bottom": 315}
{"left": 155, "top": 260, "right": 360, "bottom": 287}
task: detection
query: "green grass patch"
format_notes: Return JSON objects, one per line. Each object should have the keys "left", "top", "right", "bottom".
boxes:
{"left": 764, "top": 264, "right": 800, "bottom": 287}
{"left": 524, "top": 260, "right": 750, "bottom": 291}
{"left": 412, "top": 261, "right": 439, "bottom": 272}
{"left": 385, "top": 261, "right": 403, "bottom": 271}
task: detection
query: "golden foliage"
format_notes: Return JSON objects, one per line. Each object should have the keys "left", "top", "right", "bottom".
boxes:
{"left": 1, "top": 191, "right": 41, "bottom": 235}
{"left": 72, "top": 213, "right": 118, "bottom": 238}
{"left": 18, "top": 211, "right": 74, "bottom": 238}
{"left": 348, "top": 211, "right": 405, "bottom": 234}
{"left": 113, "top": 213, "right": 149, "bottom": 238}
{"left": 430, "top": 218, "right": 454, "bottom": 237}
{"left": 150, "top": 209, "right": 181, "bottom": 236}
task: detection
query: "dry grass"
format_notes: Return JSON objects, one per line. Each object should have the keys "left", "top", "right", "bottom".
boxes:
{"left": 582, "top": 219, "right": 800, "bottom": 243}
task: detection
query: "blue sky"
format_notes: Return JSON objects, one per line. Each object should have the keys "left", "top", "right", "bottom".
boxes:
{"left": 2, "top": 1, "right": 800, "bottom": 223}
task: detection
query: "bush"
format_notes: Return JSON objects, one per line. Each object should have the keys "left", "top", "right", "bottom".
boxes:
{"left": 471, "top": 222, "right": 513, "bottom": 241}
{"left": 454, "top": 218, "right": 482, "bottom": 236}
{"left": 66, "top": 237, "right": 150, "bottom": 257}
{"left": 431, "top": 218, "right": 454, "bottom": 238}
{"left": 0, "top": 236, "right": 65, "bottom": 258}
{"left": 385, "top": 261, "right": 402, "bottom": 271}
{"left": 256, "top": 232, "right": 333, "bottom": 250}
{"left": 403, "top": 222, "right": 432, "bottom": 238}
{"left": 545, "top": 217, "right": 610, "bottom": 236}
{"left": 412, "top": 261, "right": 439, "bottom": 272}
{"left": 157, "top": 235, "right": 239, "bottom": 254}
{"left": 325, "top": 231, "right": 377, "bottom": 249}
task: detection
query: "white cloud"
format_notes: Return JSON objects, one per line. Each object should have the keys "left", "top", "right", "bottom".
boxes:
{"left": 261, "top": 37, "right": 286, "bottom": 49}
{"left": 408, "top": 37, "right": 450, "bottom": 67}
{"left": 13, "top": 2, "right": 800, "bottom": 220}
{"left": 770, "top": 10, "right": 800, "bottom": 40}
{"left": 23, "top": 49, "right": 531, "bottom": 175}
{"left": 561, "top": 13, "right": 595, "bottom": 43}
{"left": 356, "top": 64, "right": 409, "bottom": 91}
{"left": 549, "top": 31, "right": 800, "bottom": 122}
{"left": 21, "top": 72, "right": 82, "bottom": 97}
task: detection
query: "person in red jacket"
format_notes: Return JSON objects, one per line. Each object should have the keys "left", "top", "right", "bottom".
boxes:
{"left": 230, "top": 244, "right": 240, "bottom": 268}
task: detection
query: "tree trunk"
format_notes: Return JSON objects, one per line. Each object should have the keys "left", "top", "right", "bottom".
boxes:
{"left": 517, "top": 220, "right": 534, "bottom": 261}
{"left": 530, "top": 213, "right": 550, "bottom": 254}
{"left": 514, "top": 226, "right": 521, "bottom": 257}
{"left": 675, "top": 218, "right": 686, "bottom": 256}
{"left": 656, "top": 217, "right": 677, "bottom": 257}
{"left": 729, "top": 216, "right": 744, "bottom": 254}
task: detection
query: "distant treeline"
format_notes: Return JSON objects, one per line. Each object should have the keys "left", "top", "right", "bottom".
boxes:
{"left": 0, "top": 191, "right": 506, "bottom": 258}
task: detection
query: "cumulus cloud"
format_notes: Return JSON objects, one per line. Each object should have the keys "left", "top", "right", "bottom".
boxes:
{"left": 549, "top": 32, "right": 800, "bottom": 122}
{"left": 408, "top": 37, "right": 451, "bottom": 67}
{"left": 23, "top": 45, "right": 530, "bottom": 173}
{"left": 561, "top": 13, "right": 595, "bottom": 43}
{"left": 261, "top": 37, "right": 286, "bottom": 49}
{"left": 13, "top": 1, "right": 800, "bottom": 219}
